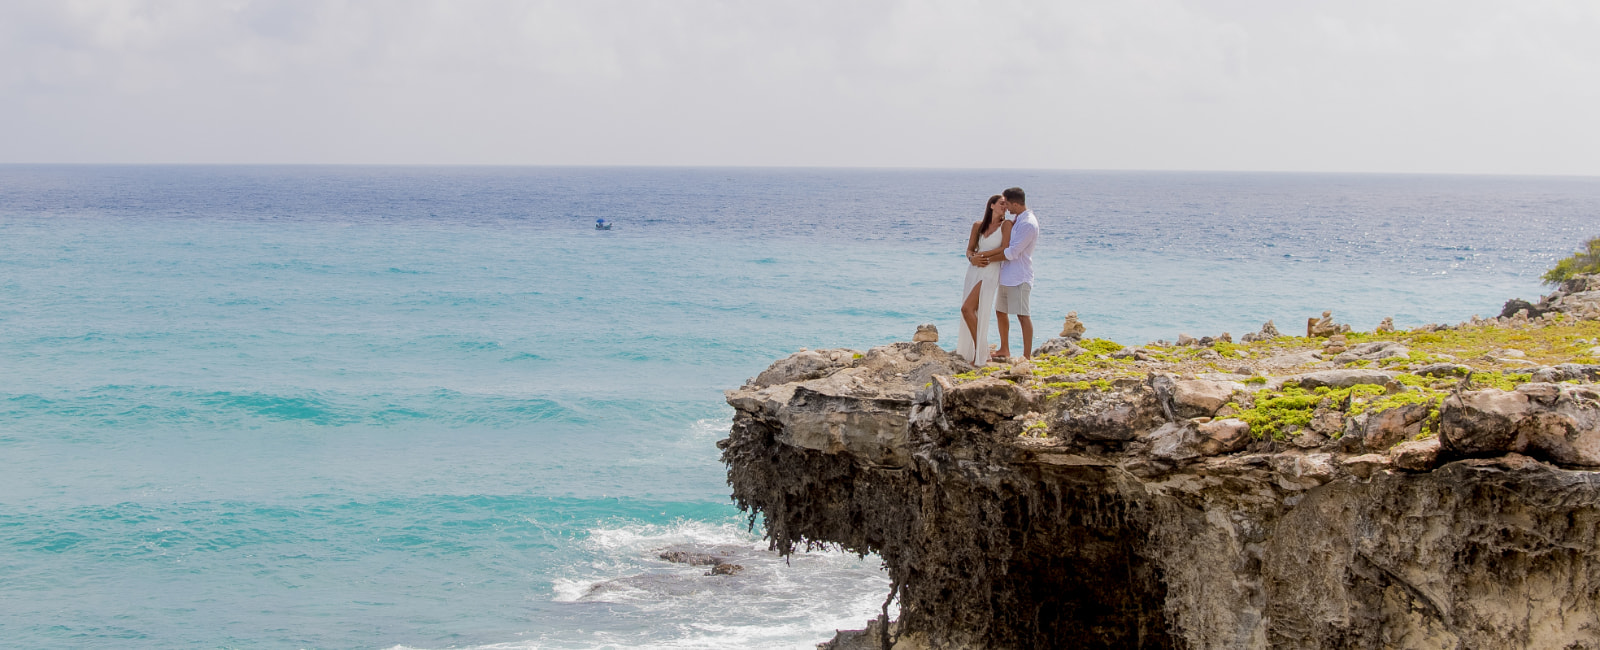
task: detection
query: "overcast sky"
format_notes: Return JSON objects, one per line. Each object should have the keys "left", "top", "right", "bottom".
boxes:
{"left": 2, "top": 1, "right": 1597, "bottom": 174}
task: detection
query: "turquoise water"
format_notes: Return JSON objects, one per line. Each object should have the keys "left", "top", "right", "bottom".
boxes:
{"left": 2, "top": 166, "right": 1598, "bottom": 647}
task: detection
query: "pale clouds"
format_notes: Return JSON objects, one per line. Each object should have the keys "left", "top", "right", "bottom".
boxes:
{"left": 1, "top": 0, "right": 1597, "bottom": 174}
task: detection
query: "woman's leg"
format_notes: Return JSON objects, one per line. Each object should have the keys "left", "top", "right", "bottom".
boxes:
{"left": 961, "top": 281, "right": 983, "bottom": 360}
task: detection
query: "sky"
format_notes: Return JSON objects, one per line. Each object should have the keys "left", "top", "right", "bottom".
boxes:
{"left": 2, "top": 0, "right": 1598, "bottom": 174}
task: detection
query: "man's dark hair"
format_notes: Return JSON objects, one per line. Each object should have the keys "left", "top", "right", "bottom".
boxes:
{"left": 1002, "top": 187, "right": 1026, "bottom": 206}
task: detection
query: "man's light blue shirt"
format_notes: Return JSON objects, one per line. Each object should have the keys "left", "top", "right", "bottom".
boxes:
{"left": 1000, "top": 209, "right": 1038, "bottom": 287}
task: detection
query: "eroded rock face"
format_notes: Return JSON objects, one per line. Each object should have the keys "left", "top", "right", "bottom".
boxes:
{"left": 1441, "top": 385, "right": 1600, "bottom": 466}
{"left": 723, "top": 350, "right": 1600, "bottom": 649}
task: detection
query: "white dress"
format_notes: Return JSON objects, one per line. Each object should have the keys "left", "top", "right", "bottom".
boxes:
{"left": 956, "top": 226, "right": 1005, "bottom": 365}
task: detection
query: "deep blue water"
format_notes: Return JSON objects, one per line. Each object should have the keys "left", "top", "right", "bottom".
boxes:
{"left": 2, "top": 166, "right": 1597, "bottom": 648}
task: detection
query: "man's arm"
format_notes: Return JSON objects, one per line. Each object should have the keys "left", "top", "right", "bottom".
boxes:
{"left": 1000, "top": 219, "right": 1037, "bottom": 261}
{"left": 979, "top": 220, "right": 1035, "bottom": 263}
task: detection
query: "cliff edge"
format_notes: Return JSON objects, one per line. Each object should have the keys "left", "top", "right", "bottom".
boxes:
{"left": 720, "top": 276, "right": 1600, "bottom": 649}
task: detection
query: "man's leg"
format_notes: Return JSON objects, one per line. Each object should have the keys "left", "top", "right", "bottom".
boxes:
{"left": 995, "top": 311, "right": 1011, "bottom": 360}
{"left": 1018, "top": 315, "right": 1033, "bottom": 359}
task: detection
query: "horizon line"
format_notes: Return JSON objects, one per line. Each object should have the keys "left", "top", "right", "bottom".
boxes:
{"left": 2, "top": 162, "right": 1598, "bottom": 180}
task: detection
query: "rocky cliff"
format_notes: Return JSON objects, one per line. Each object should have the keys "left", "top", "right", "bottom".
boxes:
{"left": 720, "top": 276, "right": 1600, "bottom": 649}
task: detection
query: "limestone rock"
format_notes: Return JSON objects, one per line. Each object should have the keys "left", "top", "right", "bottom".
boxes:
{"left": 1053, "top": 382, "right": 1164, "bottom": 442}
{"left": 1146, "top": 421, "right": 1202, "bottom": 463}
{"left": 1362, "top": 402, "right": 1431, "bottom": 451}
{"left": 1411, "top": 362, "right": 1471, "bottom": 378}
{"left": 1271, "top": 452, "right": 1337, "bottom": 490}
{"left": 1058, "top": 312, "right": 1085, "bottom": 339}
{"left": 913, "top": 324, "right": 939, "bottom": 343}
{"left": 1375, "top": 316, "right": 1395, "bottom": 332}
{"left": 1170, "top": 379, "right": 1244, "bottom": 419}
{"left": 774, "top": 384, "right": 913, "bottom": 467}
{"left": 1195, "top": 418, "right": 1251, "bottom": 456}
{"left": 1295, "top": 369, "right": 1397, "bottom": 390}
{"left": 1322, "top": 333, "right": 1348, "bottom": 355}
{"left": 1331, "top": 341, "right": 1410, "bottom": 365}
{"left": 751, "top": 348, "right": 859, "bottom": 388}
{"left": 1441, "top": 389, "right": 1532, "bottom": 456}
{"left": 937, "top": 376, "right": 1035, "bottom": 426}
{"left": 1513, "top": 385, "right": 1600, "bottom": 466}
{"left": 1033, "top": 337, "right": 1084, "bottom": 358}
{"left": 1261, "top": 350, "right": 1322, "bottom": 370}
{"left": 659, "top": 550, "right": 723, "bottom": 566}
{"left": 1307, "top": 310, "right": 1350, "bottom": 338}
{"left": 706, "top": 563, "right": 744, "bottom": 576}
{"left": 1341, "top": 453, "right": 1391, "bottom": 479}
{"left": 1389, "top": 437, "right": 1441, "bottom": 471}
{"left": 1239, "top": 320, "right": 1280, "bottom": 343}
{"left": 1176, "top": 333, "right": 1197, "bottom": 346}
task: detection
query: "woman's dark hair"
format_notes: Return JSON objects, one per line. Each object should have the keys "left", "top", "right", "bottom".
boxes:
{"left": 980, "top": 194, "right": 1002, "bottom": 234}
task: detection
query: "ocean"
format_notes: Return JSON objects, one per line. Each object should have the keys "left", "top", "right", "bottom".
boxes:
{"left": 1, "top": 165, "right": 1597, "bottom": 648}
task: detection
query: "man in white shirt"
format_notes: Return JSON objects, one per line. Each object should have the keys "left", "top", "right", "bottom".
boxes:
{"left": 972, "top": 187, "right": 1038, "bottom": 359}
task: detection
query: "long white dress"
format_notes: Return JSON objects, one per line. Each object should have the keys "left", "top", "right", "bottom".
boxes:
{"left": 956, "top": 226, "right": 1005, "bottom": 365}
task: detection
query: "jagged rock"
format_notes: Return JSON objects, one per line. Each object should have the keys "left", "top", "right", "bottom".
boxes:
{"left": 1500, "top": 298, "right": 1550, "bottom": 319}
{"left": 1331, "top": 340, "right": 1410, "bottom": 364}
{"left": 998, "top": 360, "right": 1034, "bottom": 380}
{"left": 913, "top": 324, "right": 939, "bottom": 343}
{"left": 1362, "top": 403, "right": 1431, "bottom": 451}
{"left": 1218, "top": 332, "right": 1233, "bottom": 343}
{"left": 1033, "top": 337, "right": 1084, "bottom": 357}
{"left": 751, "top": 348, "right": 859, "bottom": 388}
{"left": 1531, "top": 364, "right": 1600, "bottom": 383}
{"left": 1295, "top": 369, "right": 1397, "bottom": 390}
{"left": 1053, "top": 381, "right": 1163, "bottom": 442}
{"left": 1514, "top": 385, "right": 1600, "bottom": 467}
{"left": 1110, "top": 347, "right": 1153, "bottom": 362}
{"left": 1261, "top": 350, "right": 1322, "bottom": 369}
{"left": 1389, "top": 437, "right": 1441, "bottom": 471}
{"left": 725, "top": 346, "right": 1600, "bottom": 650}
{"left": 1195, "top": 418, "right": 1250, "bottom": 456}
{"left": 1341, "top": 453, "right": 1391, "bottom": 478}
{"left": 659, "top": 550, "right": 723, "bottom": 565}
{"left": 1240, "top": 320, "right": 1280, "bottom": 343}
{"left": 1322, "top": 333, "right": 1348, "bottom": 355}
{"left": 1441, "top": 389, "right": 1532, "bottom": 456}
{"left": 1058, "top": 312, "right": 1085, "bottom": 339}
{"left": 1146, "top": 421, "right": 1202, "bottom": 463}
{"left": 936, "top": 376, "right": 1034, "bottom": 426}
{"left": 1375, "top": 317, "right": 1395, "bottom": 332}
{"left": 1307, "top": 310, "right": 1350, "bottom": 338}
{"left": 706, "top": 563, "right": 744, "bottom": 576}
{"left": 1176, "top": 333, "right": 1197, "bottom": 346}
{"left": 1411, "top": 362, "right": 1470, "bottom": 378}
{"left": 1271, "top": 452, "right": 1337, "bottom": 490}
{"left": 1308, "top": 408, "right": 1344, "bottom": 437}
{"left": 773, "top": 384, "right": 913, "bottom": 467}
{"left": 1170, "top": 379, "right": 1244, "bottom": 419}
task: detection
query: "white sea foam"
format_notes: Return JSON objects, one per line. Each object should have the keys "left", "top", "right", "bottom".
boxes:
{"left": 513, "top": 519, "right": 893, "bottom": 649}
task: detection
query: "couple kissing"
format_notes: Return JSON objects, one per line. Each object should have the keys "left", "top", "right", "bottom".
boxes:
{"left": 956, "top": 187, "right": 1038, "bottom": 365}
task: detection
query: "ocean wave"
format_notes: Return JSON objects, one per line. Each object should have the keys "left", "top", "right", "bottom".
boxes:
{"left": 524, "top": 519, "right": 893, "bottom": 649}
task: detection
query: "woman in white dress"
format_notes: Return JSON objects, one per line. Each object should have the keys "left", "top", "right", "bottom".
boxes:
{"left": 956, "top": 195, "right": 1013, "bottom": 365}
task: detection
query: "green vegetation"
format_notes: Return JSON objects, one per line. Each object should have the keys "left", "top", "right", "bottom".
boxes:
{"left": 1222, "top": 370, "right": 1533, "bottom": 441}
{"left": 1541, "top": 235, "right": 1600, "bottom": 286}
{"left": 1343, "top": 319, "right": 1600, "bottom": 367}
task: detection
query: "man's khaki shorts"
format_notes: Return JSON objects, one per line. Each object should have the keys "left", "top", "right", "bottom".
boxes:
{"left": 997, "top": 282, "right": 1031, "bottom": 315}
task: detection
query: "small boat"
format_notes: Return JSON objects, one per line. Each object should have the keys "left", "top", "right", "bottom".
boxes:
{"left": 595, "top": 218, "right": 613, "bottom": 230}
